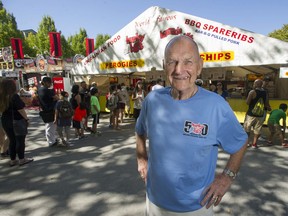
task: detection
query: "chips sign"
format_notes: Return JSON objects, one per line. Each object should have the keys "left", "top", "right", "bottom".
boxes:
{"left": 279, "top": 67, "right": 288, "bottom": 78}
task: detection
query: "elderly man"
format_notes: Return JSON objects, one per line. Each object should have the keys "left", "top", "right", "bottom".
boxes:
{"left": 136, "top": 36, "right": 248, "bottom": 215}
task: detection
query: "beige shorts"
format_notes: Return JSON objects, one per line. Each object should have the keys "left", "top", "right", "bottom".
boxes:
{"left": 145, "top": 196, "right": 213, "bottom": 216}
{"left": 243, "top": 115, "right": 263, "bottom": 135}
{"left": 268, "top": 123, "right": 282, "bottom": 136}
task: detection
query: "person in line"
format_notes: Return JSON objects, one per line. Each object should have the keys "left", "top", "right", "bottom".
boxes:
{"left": 90, "top": 87, "right": 101, "bottom": 135}
{"left": 70, "top": 84, "right": 82, "bottom": 110}
{"left": 0, "top": 112, "right": 9, "bottom": 159}
{"left": 243, "top": 79, "right": 269, "bottom": 149}
{"left": 147, "top": 80, "right": 156, "bottom": 93}
{"left": 117, "top": 84, "right": 127, "bottom": 123}
{"left": 107, "top": 84, "right": 120, "bottom": 130}
{"left": 258, "top": 77, "right": 272, "bottom": 141}
{"left": 90, "top": 82, "right": 97, "bottom": 91}
{"left": 70, "top": 84, "right": 82, "bottom": 137}
{"left": 54, "top": 91, "right": 73, "bottom": 146}
{"left": 136, "top": 36, "right": 248, "bottom": 215}
{"left": 0, "top": 79, "right": 34, "bottom": 166}
{"left": 72, "top": 102, "right": 87, "bottom": 139}
{"left": 215, "top": 82, "right": 229, "bottom": 100}
{"left": 151, "top": 78, "right": 164, "bottom": 91}
{"left": 79, "top": 81, "right": 91, "bottom": 131}
{"left": 267, "top": 103, "right": 287, "bottom": 147}
{"left": 120, "top": 83, "right": 131, "bottom": 119}
{"left": 38, "top": 77, "right": 59, "bottom": 147}
{"left": 132, "top": 80, "right": 145, "bottom": 121}
{"left": 209, "top": 83, "right": 216, "bottom": 92}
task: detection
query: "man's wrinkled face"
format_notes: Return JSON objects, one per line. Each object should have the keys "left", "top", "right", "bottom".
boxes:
{"left": 164, "top": 38, "right": 203, "bottom": 93}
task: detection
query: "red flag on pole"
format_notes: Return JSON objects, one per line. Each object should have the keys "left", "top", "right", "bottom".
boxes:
{"left": 10, "top": 38, "right": 24, "bottom": 59}
{"left": 86, "top": 38, "right": 94, "bottom": 56}
{"left": 49, "top": 32, "right": 62, "bottom": 57}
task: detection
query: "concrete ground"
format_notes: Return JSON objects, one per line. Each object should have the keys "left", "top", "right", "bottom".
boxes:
{"left": 0, "top": 109, "right": 287, "bottom": 216}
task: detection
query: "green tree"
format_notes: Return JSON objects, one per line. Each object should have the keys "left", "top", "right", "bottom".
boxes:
{"left": 0, "top": 1, "right": 23, "bottom": 47}
{"left": 35, "top": 15, "right": 57, "bottom": 55}
{"left": 24, "top": 32, "right": 38, "bottom": 57}
{"left": 67, "top": 28, "right": 87, "bottom": 56}
{"left": 268, "top": 24, "right": 288, "bottom": 42}
{"left": 61, "top": 35, "right": 74, "bottom": 58}
{"left": 95, "top": 34, "right": 111, "bottom": 48}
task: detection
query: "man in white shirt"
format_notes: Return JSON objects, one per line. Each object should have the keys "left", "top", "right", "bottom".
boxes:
{"left": 151, "top": 78, "right": 164, "bottom": 91}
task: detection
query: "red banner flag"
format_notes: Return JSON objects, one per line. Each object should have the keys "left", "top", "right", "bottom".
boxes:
{"left": 86, "top": 38, "right": 94, "bottom": 56}
{"left": 49, "top": 32, "right": 62, "bottom": 57}
{"left": 10, "top": 38, "right": 24, "bottom": 59}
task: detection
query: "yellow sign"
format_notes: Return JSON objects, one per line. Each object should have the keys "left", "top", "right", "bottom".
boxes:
{"left": 200, "top": 51, "right": 234, "bottom": 62}
{"left": 100, "top": 59, "right": 145, "bottom": 70}
{"left": 247, "top": 74, "right": 263, "bottom": 81}
{"left": 280, "top": 67, "right": 288, "bottom": 78}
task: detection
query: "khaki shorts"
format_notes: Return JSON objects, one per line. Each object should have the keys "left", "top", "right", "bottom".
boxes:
{"left": 146, "top": 196, "right": 213, "bottom": 216}
{"left": 268, "top": 123, "right": 282, "bottom": 136}
{"left": 243, "top": 115, "right": 263, "bottom": 135}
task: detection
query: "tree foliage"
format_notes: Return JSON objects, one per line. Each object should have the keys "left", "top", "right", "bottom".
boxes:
{"left": 35, "top": 15, "right": 57, "bottom": 55}
{"left": 0, "top": 1, "right": 23, "bottom": 47}
{"left": 268, "top": 24, "right": 288, "bottom": 42}
{"left": 67, "top": 28, "right": 87, "bottom": 56}
{"left": 95, "top": 34, "right": 111, "bottom": 48}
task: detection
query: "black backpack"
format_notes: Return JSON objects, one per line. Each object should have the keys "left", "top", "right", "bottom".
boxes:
{"left": 59, "top": 100, "right": 73, "bottom": 118}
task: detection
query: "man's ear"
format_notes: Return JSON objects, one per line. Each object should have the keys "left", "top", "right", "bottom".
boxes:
{"left": 197, "top": 58, "right": 203, "bottom": 76}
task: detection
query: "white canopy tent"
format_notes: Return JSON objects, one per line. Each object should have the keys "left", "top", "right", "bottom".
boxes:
{"left": 71, "top": 6, "right": 288, "bottom": 78}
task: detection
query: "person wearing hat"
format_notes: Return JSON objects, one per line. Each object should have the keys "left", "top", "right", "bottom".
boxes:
{"left": 195, "top": 78, "right": 204, "bottom": 87}
{"left": 38, "top": 77, "right": 59, "bottom": 147}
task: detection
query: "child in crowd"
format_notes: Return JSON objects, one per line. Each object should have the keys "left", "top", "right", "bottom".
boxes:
{"left": 54, "top": 91, "right": 73, "bottom": 146}
{"left": 267, "top": 103, "right": 287, "bottom": 147}
{"left": 73, "top": 102, "right": 87, "bottom": 139}
{"left": 90, "top": 87, "right": 101, "bottom": 135}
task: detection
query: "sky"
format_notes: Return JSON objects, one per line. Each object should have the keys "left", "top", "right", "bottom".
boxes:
{"left": 2, "top": 0, "right": 288, "bottom": 39}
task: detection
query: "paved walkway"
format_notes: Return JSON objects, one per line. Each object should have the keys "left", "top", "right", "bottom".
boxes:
{"left": 0, "top": 109, "right": 287, "bottom": 216}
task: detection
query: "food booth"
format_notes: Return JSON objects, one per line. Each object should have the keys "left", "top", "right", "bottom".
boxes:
{"left": 71, "top": 6, "right": 288, "bottom": 124}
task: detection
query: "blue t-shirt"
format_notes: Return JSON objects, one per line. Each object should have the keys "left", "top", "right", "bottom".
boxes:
{"left": 135, "top": 87, "right": 247, "bottom": 212}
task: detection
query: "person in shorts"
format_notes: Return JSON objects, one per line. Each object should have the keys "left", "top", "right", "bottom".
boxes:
{"left": 267, "top": 103, "right": 287, "bottom": 147}
{"left": 72, "top": 102, "right": 87, "bottom": 139}
{"left": 90, "top": 87, "right": 101, "bottom": 135}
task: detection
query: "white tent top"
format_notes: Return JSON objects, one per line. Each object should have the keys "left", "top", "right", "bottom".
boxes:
{"left": 71, "top": 6, "right": 288, "bottom": 76}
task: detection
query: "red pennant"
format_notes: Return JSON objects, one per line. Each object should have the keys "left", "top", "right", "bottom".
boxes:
{"left": 86, "top": 38, "right": 94, "bottom": 56}
{"left": 10, "top": 38, "right": 24, "bottom": 59}
{"left": 49, "top": 32, "right": 62, "bottom": 57}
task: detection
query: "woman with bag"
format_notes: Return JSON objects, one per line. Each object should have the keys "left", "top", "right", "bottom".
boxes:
{"left": 0, "top": 79, "right": 33, "bottom": 166}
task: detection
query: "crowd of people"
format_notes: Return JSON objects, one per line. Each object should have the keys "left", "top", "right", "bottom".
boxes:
{"left": 0, "top": 36, "right": 287, "bottom": 215}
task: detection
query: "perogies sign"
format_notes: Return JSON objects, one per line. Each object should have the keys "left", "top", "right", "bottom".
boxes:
{"left": 100, "top": 59, "right": 145, "bottom": 70}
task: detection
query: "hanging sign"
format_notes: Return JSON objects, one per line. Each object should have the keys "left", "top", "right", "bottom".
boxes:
{"left": 279, "top": 67, "right": 288, "bottom": 78}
